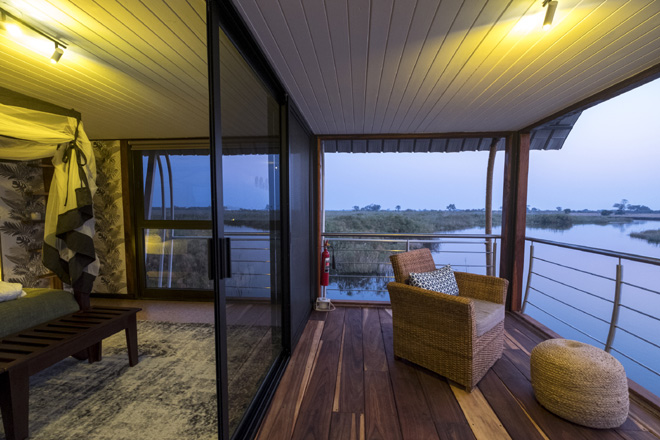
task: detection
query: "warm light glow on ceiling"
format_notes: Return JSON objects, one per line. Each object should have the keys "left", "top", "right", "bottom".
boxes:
{"left": 511, "top": 12, "right": 546, "bottom": 36}
{"left": 0, "top": 3, "right": 66, "bottom": 64}
{"left": 4, "top": 21, "right": 20, "bottom": 36}
{"left": 2, "top": 25, "right": 54, "bottom": 57}
{"left": 7, "top": 0, "right": 50, "bottom": 23}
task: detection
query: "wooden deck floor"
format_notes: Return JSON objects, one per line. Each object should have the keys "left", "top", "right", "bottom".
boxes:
{"left": 257, "top": 307, "right": 660, "bottom": 440}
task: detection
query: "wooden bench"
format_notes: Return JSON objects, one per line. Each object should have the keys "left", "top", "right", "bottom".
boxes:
{"left": 0, "top": 306, "right": 141, "bottom": 440}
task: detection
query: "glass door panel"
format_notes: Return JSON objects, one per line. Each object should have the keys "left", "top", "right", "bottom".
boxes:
{"left": 143, "top": 228, "right": 212, "bottom": 289}
{"left": 218, "top": 27, "right": 283, "bottom": 435}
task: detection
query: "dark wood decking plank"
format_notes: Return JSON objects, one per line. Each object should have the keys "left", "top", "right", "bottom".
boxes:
{"left": 416, "top": 370, "right": 475, "bottom": 440}
{"left": 503, "top": 344, "right": 534, "bottom": 381}
{"left": 628, "top": 400, "right": 660, "bottom": 439}
{"left": 505, "top": 313, "right": 546, "bottom": 337}
{"left": 365, "top": 370, "right": 402, "bottom": 440}
{"left": 329, "top": 412, "right": 362, "bottom": 440}
{"left": 616, "top": 431, "right": 660, "bottom": 440}
{"left": 321, "top": 307, "right": 346, "bottom": 341}
{"left": 339, "top": 308, "right": 364, "bottom": 413}
{"left": 363, "top": 307, "right": 387, "bottom": 372}
{"left": 379, "top": 308, "right": 439, "bottom": 440}
{"left": 292, "top": 309, "right": 344, "bottom": 440}
{"left": 257, "top": 319, "right": 323, "bottom": 440}
{"left": 478, "top": 369, "right": 546, "bottom": 440}
{"left": 310, "top": 309, "right": 328, "bottom": 321}
{"left": 491, "top": 354, "right": 625, "bottom": 440}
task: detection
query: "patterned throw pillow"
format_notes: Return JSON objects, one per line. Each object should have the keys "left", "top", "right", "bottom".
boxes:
{"left": 408, "top": 265, "right": 459, "bottom": 296}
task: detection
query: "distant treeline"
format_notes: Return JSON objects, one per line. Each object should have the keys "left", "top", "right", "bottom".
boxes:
{"left": 326, "top": 210, "right": 499, "bottom": 233}
{"left": 325, "top": 210, "right": 642, "bottom": 233}
{"left": 149, "top": 207, "right": 657, "bottom": 238}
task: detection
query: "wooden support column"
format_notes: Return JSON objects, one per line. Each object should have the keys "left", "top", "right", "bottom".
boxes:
{"left": 499, "top": 132, "right": 530, "bottom": 311}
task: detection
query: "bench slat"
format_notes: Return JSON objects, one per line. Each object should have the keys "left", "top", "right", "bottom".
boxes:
{"left": 1, "top": 306, "right": 140, "bottom": 440}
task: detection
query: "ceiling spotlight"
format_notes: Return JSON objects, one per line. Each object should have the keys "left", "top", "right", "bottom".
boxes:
{"left": 50, "top": 44, "right": 63, "bottom": 63}
{"left": 543, "top": 0, "right": 558, "bottom": 30}
{"left": 1, "top": 6, "right": 67, "bottom": 62}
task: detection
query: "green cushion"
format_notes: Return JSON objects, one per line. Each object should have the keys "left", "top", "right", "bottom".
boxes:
{"left": 0, "top": 288, "right": 79, "bottom": 338}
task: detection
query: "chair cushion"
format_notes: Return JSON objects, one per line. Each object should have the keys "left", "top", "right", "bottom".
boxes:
{"left": 472, "top": 298, "right": 505, "bottom": 337}
{"left": 409, "top": 265, "right": 459, "bottom": 296}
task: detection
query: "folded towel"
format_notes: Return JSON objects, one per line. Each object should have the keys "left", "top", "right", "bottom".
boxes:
{"left": 0, "top": 281, "right": 26, "bottom": 302}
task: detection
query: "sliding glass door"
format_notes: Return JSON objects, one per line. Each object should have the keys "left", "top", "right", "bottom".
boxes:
{"left": 219, "top": 24, "right": 283, "bottom": 434}
{"left": 208, "top": 5, "right": 287, "bottom": 437}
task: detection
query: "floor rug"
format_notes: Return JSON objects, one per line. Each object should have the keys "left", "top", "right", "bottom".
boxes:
{"left": 0, "top": 320, "right": 272, "bottom": 440}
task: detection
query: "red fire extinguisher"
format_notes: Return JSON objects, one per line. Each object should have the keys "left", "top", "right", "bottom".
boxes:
{"left": 321, "top": 240, "right": 331, "bottom": 286}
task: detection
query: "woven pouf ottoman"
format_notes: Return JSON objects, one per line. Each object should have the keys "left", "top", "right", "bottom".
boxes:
{"left": 530, "top": 339, "right": 629, "bottom": 429}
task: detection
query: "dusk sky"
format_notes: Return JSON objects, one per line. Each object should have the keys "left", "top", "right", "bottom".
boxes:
{"left": 169, "top": 77, "right": 659, "bottom": 213}
{"left": 325, "top": 78, "right": 660, "bottom": 212}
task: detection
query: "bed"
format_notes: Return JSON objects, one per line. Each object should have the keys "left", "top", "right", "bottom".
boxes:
{"left": 0, "top": 288, "right": 80, "bottom": 339}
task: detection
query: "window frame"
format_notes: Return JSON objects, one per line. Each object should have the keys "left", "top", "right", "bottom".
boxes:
{"left": 130, "top": 144, "right": 214, "bottom": 300}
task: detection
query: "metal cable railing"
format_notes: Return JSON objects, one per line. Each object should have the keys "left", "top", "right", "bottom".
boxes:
{"left": 321, "top": 233, "right": 499, "bottom": 298}
{"left": 522, "top": 237, "right": 660, "bottom": 385}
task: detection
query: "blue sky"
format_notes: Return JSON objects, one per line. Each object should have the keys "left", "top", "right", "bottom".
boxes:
{"left": 325, "top": 78, "right": 660, "bottom": 211}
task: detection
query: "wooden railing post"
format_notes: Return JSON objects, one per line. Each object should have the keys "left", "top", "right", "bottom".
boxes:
{"left": 605, "top": 260, "right": 623, "bottom": 352}
{"left": 499, "top": 132, "right": 530, "bottom": 311}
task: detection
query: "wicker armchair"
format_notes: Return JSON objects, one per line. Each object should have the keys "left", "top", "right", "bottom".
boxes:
{"left": 387, "top": 248, "right": 509, "bottom": 390}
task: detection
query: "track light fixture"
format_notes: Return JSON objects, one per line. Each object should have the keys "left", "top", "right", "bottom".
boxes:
{"left": 542, "top": 0, "right": 558, "bottom": 30}
{"left": 51, "top": 44, "right": 63, "bottom": 63}
{"left": 0, "top": 6, "right": 67, "bottom": 63}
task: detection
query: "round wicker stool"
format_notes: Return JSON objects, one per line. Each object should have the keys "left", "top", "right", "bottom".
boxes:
{"left": 530, "top": 339, "right": 629, "bottom": 429}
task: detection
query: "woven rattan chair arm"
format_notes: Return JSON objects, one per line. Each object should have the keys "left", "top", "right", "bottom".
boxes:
{"left": 453, "top": 271, "right": 508, "bottom": 304}
{"left": 387, "top": 282, "right": 476, "bottom": 339}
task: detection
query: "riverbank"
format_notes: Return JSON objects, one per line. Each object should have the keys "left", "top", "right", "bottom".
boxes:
{"left": 325, "top": 210, "right": 659, "bottom": 233}
{"left": 630, "top": 229, "right": 660, "bottom": 244}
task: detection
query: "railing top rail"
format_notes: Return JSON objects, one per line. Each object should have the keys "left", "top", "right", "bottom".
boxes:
{"left": 322, "top": 232, "right": 501, "bottom": 239}
{"left": 526, "top": 236, "right": 660, "bottom": 266}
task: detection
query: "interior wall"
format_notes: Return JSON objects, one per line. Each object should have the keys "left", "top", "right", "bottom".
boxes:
{"left": 0, "top": 160, "right": 50, "bottom": 286}
{"left": 92, "top": 140, "right": 128, "bottom": 294}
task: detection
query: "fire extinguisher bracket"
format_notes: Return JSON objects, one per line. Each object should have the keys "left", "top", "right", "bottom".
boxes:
{"left": 317, "top": 240, "right": 335, "bottom": 311}
{"left": 315, "top": 297, "right": 333, "bottom": 311}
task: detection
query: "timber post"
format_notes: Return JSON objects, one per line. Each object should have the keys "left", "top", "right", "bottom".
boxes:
{"left": 499, "top": 132, "right": 530, "bottom": 312}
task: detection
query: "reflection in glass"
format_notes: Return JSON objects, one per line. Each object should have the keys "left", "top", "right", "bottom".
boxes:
{"left": 143, "top": 229, "right": 213, "bottom": 290}
{"left": 142, "top": 152, "right": 212, "bottom": 221}
{"left": 219, "top": 26, "right": 282, "bottom": 435}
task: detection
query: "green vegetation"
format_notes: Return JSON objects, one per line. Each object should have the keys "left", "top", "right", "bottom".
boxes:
{"left": 526, "top": 213, "right": 633, "bottom": 230}
{"left": 325, "top": 209, "right": 639, "bottom": 233}
{"left": 224, "top": 209, "right": 271, "bottom": 230}
{"left": 630, "top": 229, "right": 660, "bottom": 245}
{"left": 326, "top": 210, "right": 499, "bottom": 233}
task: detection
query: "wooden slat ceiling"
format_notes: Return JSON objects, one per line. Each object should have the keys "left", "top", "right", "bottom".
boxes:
{"left": 233, "top": 0, "right": 660, "bottom": 135}
{"left": 0, "top": 0, "right": 209, "bottom": 140}
{"left": 0, "top": 0, "right": 658, "bottom": 142}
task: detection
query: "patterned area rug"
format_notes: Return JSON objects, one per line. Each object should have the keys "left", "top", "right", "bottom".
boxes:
{"left": 0, "top": 321, "right": 273, "bottom": 440}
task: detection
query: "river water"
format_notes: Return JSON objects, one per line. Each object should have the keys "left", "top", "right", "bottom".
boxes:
{"left": 327, "top": 220, "right": 660, "bottom": 396}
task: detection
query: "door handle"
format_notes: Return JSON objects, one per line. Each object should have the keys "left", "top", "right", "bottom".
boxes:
{"left": 208, "top": 237, "right": 232, "bottom": 280}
